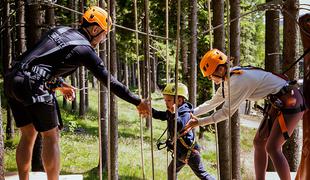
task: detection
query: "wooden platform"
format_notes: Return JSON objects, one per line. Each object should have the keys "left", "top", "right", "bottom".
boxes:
{"left": 266, "top": 172, "right": 296, "bottom": 180}
{"left": 5, "top": 172, "right": 83, "bottom": 180}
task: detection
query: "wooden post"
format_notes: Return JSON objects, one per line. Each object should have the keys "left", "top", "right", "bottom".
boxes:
{"left": 296, "top": 13, "right": 310, "bottom": 180}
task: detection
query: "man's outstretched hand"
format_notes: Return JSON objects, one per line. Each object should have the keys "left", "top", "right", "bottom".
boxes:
{"left": 179, "top": 113, "right": 199, "bottom": 137}
{"left": 56, "top": 82, "right": 77, "bottom": 101}
{"left": 137, "top": 99, "right": 151, "bottom": 117}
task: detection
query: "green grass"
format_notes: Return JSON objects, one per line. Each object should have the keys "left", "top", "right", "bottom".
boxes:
{"left": 3, "top": 87, "right": 256, "bottom": 179}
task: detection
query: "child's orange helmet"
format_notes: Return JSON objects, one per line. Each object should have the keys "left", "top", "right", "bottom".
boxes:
{"left": 82, "top": 6, "right": 112, "bottom": 32}
{"left": 199, "top": 49, "right": 227, "bottom": 77}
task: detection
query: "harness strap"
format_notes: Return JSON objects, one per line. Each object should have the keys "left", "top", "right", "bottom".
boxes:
{"left": 21, "top": 27, "right": 91, "bottom": 70}
{"left": 179, "top": 137, "right": 196, "bottom": 164}
{"left": 32, "top": 93, "right": 53, "bottom": 104}
{"left": 278, "top": 112, "right": 290, "bottom": 140}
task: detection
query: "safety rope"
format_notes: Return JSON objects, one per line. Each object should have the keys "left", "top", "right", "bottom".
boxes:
{"left": 172, "top": 0, "right": 181, "bottom": 179}
{"left": 225, "top": 0, "right": 232, "bottom": 179}
{"left": 134, "top": 0, "right": 145, "bottom": 178}
{"left": 208, "top": 0, "right": 220, "bottom": 179}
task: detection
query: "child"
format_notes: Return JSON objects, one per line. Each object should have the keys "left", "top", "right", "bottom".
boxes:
{"left": 152, "top": 83, "right": 215, "bottom": 180}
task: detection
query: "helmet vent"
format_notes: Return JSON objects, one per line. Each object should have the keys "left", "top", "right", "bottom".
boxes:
{"left": 219, "top": 56, "right": 223, "bottom": 60}
{"left": 90, "top": 14, "right": 94, "bottom": 19}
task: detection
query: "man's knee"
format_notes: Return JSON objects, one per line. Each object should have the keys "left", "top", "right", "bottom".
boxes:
{"left": 41, "top": 127, "right": 60, "bottom": 144}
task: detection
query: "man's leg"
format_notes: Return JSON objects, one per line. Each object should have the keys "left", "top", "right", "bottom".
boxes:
{"left": 16, "top": 124, "right": 38, "bottom": 180}
{"left": 188, "top": 152, "right": 215, "bottom": 180}
{"left": 41, "top": 127, "right": 60, "bottom": 180}
{"left": 168, "top": 158, "right": 185, "bottom": 180}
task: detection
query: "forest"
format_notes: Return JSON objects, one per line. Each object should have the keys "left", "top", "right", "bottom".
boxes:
{"left": 0, "top": 0, "right": 310, "bottom": 179}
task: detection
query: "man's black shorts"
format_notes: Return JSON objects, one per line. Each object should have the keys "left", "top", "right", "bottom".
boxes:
{"left": 8, "top": 98, "right": 59, "bottom": 132}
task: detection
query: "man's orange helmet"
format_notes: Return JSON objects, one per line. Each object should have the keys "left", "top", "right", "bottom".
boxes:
{"left": 199, "top": 49, "right": 227, "bottom": 77}
{"left": 82, "top": 6, "right": 112, "bottom": 32}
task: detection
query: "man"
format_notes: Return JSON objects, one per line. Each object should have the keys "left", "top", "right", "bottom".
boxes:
{"left": 184, "top": 49, "right": 306, "bottom": 179}
{"left": 4, "top": 6, "right": 150, "bottom": 180}
{"left": 152, "top": 83, "right": 215, "bottom": 180}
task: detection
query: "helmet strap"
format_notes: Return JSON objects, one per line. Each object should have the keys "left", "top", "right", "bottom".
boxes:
{"left": 83, "top": 27, "right": 105, "bottom": 42}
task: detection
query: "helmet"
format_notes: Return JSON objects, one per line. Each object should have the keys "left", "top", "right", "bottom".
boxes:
{"left": 200, "top": 49, "right": 227, "bottom": 77}
{"left": 162, "top": 83, "right": 189, "bottom": 100}
{"left": 82, "top": 6, "right": 112, "bottom": 32}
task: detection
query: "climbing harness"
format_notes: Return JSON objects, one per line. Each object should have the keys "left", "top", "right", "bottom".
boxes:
{"left": 230, "top": 66, "right": 307, "bottom": 140}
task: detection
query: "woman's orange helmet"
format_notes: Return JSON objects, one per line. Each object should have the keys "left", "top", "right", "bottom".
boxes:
{"left": 82, "top": 6, "right": 112, "bottom": 32}
{"left": 199, "top": 49, "right": 227, "bottom": 77}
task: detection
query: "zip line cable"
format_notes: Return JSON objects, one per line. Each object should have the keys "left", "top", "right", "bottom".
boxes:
{"left": 134, "top": 0, "right": 145, "bottom": 178}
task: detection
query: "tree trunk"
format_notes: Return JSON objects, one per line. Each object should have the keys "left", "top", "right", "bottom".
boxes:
{"left": 212, "top": 0, "right": 230, "bottom": 179}
{"left": 99, "top": 41, "right": 108, "bottom": 173}
{"left": 265, "top": 0, "right": 281, "bottom": 73}
{"left": 295, "top": 13, "right": 310, "bottom": 180}
{"left": 25, "top": 2, "right": 45, "bottom": 171}
{"left": 282, "top": 0, "right": 300, "bottom": 172}
{"left": 151, "top": 46, "right": 157, "bottom": 92}
{"left": 79, "top": 66, "right": 86, "bottom": 117}
{"left": 3, "top": 0, "right": 14, "bottom": 141}
{"left": 188, "top": 0, "right": 197, "bottom": 107}
{"left": 143, "top": 5, "right": 150, "bottom": 129}
{"left": 181, "top": 0, "right": 188, "bottom": 83}
{"left": 265, "top": 0, "right": 281, "bottom": 171}
{"left": 230, "top": 0, "right": 241, "bottom": 179}
{"left": 69, "top": 0, "right": 77, "bottom": 112}
{"left": 110, "top": 1, "right": 119, "bottom": 179}
{"left": 0, "top": 96, "right": 5, "bottom": 179}
{"left": 85, "top": 70, "right": 89, "bottom": 111}
{"left": 124, "top": 55, "right": 129, "bottom": 88}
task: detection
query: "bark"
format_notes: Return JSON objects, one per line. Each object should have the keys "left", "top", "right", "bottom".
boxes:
{"left": 265, "top": 0, "right": 281, "bottom": 73}
{"left": 295, "top": 13, "right": 310, "bottom": 180}
{"left": 180, "top": 0, "right": 188, "bottom": 83}
{"left": 265, "top": 0, "right": 281, "bottom": 171}
{"left": 0, "top": 97, "right": 5, "bottom": 179}
{"left": 3, "top": 0, "right": 14, "bottom": 141}
{"left": 99, "top": 41, "right": 108, "bottom": 172}
{"left": 188, "top": 0, "right": 197, "bottom": 107}
{"left": 124, "top": 55, "right": 129, "bottom": 88}
{"left": 212, "top": 0, "right": 230, "bottom": 179}
{"left": 230, "top": 0, "right": 241, "bottom": 179}
{"left": 282, "top": 0, "right": 300, "bottom": 171}
{"left": 110, "top": 1, "right": 119, "bottom": 179}
{"left": 79, "top": 66, "right": 86, "bottom": 117}
{"left": 25, "top": 2, "right": 44, "bottom": 171}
